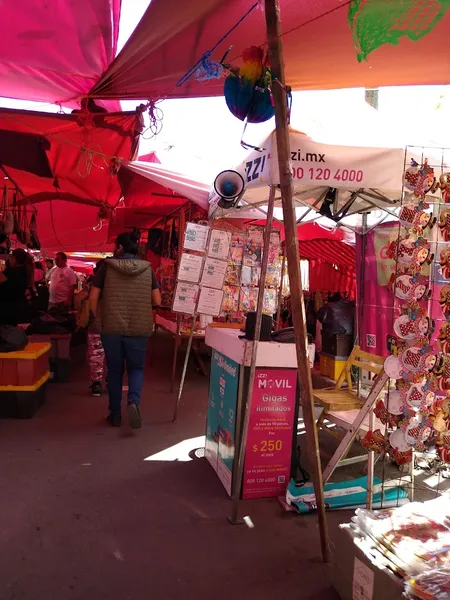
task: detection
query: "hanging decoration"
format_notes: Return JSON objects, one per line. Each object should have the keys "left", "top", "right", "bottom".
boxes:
{"left": 361, "top": 152, "right": 450, "bottom": 467}
{"left": 439, "top": 172, "right": 450, "bottom": 203}
{"left": 176, "top": 0, "right": 261, "bottom": 88}
{"left": 399, "top": 201, "right": 436, "bottom": 233}
{"left": 223, "top": 46, "right": 274, "bottom": 124}
{"left": 403, "top": 159, "right": 438, "bottom": 199}
{"left": 195, "top": 52, "right": 224, "bottom": 82}
{"left": 222, "top": 46, "right": 292, "bottom": 149}
{"left": 141, "top": 101, "right": 164, "bottom": 140}
{"left": 348, "top": 0, "right": 450, "bottom": 62}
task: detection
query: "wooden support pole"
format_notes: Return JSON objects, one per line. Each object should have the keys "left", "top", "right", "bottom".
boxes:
{"left": 264, "top": 0, "right": 329, "bottom": 562}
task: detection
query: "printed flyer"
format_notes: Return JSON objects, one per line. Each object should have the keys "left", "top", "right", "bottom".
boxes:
{"left": 205, "top": 351, "right": 239, "bottom": 496}
{"left": 243, "top": 368, "right": 297, "bottom": 499}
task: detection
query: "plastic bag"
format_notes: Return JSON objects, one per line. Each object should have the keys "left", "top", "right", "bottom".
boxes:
{"left": 405, "top": 565, "right": 450, "bottom": 599}
{"left": 0, "top": 325, "right": 28, "bottom": 353}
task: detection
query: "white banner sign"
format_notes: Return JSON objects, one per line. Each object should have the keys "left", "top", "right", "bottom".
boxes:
{"left": 236, "top": 130, "right": 405, "bottom": 192}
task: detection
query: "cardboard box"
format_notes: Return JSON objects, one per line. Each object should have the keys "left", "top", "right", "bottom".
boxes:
{"left": 330, "top": 525, "right": 404, "bottom": 600}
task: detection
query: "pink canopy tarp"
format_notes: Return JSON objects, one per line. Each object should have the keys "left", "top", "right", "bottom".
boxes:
{"left": 33, "top": 201, "right": 113, "bottom": 253}
{"left": 0, "top": 0, "right": 121, "bottom": 106}
{"left": 90, "top": 0, "right": 450, "bottom": 101}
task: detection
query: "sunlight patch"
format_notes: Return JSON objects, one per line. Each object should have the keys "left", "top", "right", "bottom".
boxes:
{"left": 144, "top": 436, "right": 206, "bottom": 462}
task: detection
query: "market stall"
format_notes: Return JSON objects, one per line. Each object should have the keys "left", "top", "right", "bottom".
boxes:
{"left": 207, "top": 124, "right": 450, "bottom": 519}
{"left": 168, "top": 215, "right": 315, "bottom": 500}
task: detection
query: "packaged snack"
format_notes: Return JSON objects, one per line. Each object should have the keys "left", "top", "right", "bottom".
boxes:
{"left": 406, "top": 565, "right": 450, "bottom": 599}
{"left": 230, "top": 233, "right": 246, "bottom": 263}
{"left": 268, "top": 231, "right": 281, "bottom": 264}
{"left": 243, "top": 242, "right": 262, "bottom": 267}
{"left": 266, "top": 263, "right": 281, "bottom": 288}
{"left": 221, "top": 285, "right": 239, "bottom": 313}
{"left": 240, "top": 286, "right": 258, "bottom": 312}
{"left": 251, "top": 267, "right": 261, "bottom": 286}
{"left": 241, "top": 265, "right": 252, "bottom": 286}
{"left": 263, "top": 288, "right": 277, "bottom": 314}
{"left": 225, "top": 261, "right": 241, "bottom": 286}
{"left": 247, "top": 226, "right": 264, "bottom": 244}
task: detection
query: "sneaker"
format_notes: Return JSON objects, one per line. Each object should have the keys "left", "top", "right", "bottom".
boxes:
{"left": 90, "top": 381, "right": 103, "bottom": 397}
{"left": 107, "top": 413, "right": 122, "bottom": 427}
{"left": 127, "top": 402, "right": 142, "bottom": 430}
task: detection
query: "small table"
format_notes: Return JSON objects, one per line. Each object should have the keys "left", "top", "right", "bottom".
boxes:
{"left": 155, "top": 313, "right": 207, "bottom": 392}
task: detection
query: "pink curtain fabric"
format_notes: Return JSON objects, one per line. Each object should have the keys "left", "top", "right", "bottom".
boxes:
{"left": 0, "top": 1, "right": 121, "bottom": 105}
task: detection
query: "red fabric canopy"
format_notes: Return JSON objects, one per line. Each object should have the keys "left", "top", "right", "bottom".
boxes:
{"left": 298, "top": 239, "right": 355, "bottom": 271}
{"left": 0, "top": 108, "right": 138, "bottom": 207}
{"left": 298, "top": 238, "right": 356, "bottom": 298}
{"left": 90, "top": 0, "right": 450, "bottom": 100}
{"left": 0, "top": 108, "right": 139, "bottom": 252}
{"left": 33, "top": 201, "right": 113, "bottom": 253}
{"left": 139, "top": 152, "right": 161, "bottom": 164}
{"left": 0, "top": 1, "right": 121, "bottom": 106}
{"left": 308, "top": 259, "right": 356, "bottom": 298}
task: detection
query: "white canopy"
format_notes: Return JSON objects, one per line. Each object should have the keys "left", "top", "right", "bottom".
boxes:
{"left": 122, "top": 160, "right": 211, "bottom": 210}
{"left": 208, "top": 129, "right": 444, "bottom": 230}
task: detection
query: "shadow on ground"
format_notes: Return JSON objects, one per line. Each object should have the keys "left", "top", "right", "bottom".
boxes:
{"left": 0, "top": 331, "right": 339, "bottom": 600}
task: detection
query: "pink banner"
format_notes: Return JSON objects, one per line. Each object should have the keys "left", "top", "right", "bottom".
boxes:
{"left": 243, "top": 369, "right": 297, "bottom": 499}
{"left": 357, "top": 223, "right": 398, "bottom": 357}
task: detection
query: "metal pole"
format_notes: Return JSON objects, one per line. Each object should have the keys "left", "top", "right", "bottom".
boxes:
{"left": 230, "top": 186, "right": 276, "bottom": 524}
{"left": 357, "top": 213, "right": 368, "bottom": 397}
{"left": 172, "top": 311, "right": 197, "bottom": 423}
{"left": 265, "top": 0, "right": 329, "bottom": 562}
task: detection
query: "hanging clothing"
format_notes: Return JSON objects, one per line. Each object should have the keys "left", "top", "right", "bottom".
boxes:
{"left": 87, "top": 331, "right": 106, "bottom": 383}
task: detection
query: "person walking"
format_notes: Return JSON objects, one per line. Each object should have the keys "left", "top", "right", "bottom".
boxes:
{"left": 47, "top": 252, "right": 77, "bottom": 310}
{"left": 89, "top": 229, "right": 160, "bottom": 428}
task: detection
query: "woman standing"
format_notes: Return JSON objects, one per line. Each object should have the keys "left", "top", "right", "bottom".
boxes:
{"left": 0, "top": 249, "right": 35, "bottom": 325}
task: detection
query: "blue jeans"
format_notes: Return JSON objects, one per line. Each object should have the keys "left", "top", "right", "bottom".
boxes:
{"left": 101, "top": 335, "right": 148, "bottom": 415}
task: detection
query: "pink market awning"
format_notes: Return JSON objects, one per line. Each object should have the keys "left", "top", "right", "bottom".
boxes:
{"left": 0, "top": 0, "right": 121, "bottom": 106}
{"left": 90, "top": 0, "right": 450, "bottom": 101}
{"left": 0, "top": 108, "right": 139, "bottom": 207}
{"left": 34, "top": 201, "right": 113, "bottom": 253}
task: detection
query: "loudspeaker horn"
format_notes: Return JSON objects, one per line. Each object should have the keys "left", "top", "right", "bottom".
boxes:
{"left": 213, "top": 170, "right": 245, "bottom": 209}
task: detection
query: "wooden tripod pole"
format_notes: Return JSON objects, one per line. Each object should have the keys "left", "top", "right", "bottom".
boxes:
{"left": 264, "top": 0, "right": 329, "bottom": 562}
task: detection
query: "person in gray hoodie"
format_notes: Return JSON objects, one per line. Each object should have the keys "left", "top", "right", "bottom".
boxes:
{"left": 90, "top": 229, "right": 161, "bottom": 428}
